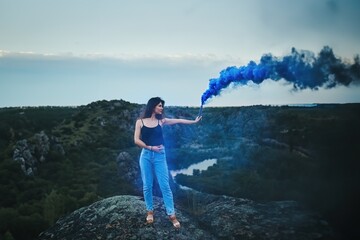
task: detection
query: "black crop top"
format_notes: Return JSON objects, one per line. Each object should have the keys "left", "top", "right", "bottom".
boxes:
{"left": 140, "top": 119, "right": 164, "bottom": 146}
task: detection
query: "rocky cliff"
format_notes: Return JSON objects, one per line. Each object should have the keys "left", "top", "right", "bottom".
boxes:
{"left": 38, "top": 194, "right": 333, "bottom": 240}
{"left": 12, "top": 131, "right": 65, "bottom": 176}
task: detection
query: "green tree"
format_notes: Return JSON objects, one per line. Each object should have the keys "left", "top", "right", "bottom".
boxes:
{"left": 3, "top": 230, "right": 15, "bottom": 240}
{"left": 0, "top": 208, "right": 17, "bottom": 233}
{"left": 43, "top": 190, "right": 65, "bottom": 226}
{"left": 10, "top": 214, "right": 47, "bottom": 240}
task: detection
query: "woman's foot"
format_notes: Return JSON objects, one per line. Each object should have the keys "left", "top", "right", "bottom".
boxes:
{"left": 169, "top": 215, "right": 180, "bottom": 228}
{"left": 146, "top": 211, "right": 154, "bottom": 224}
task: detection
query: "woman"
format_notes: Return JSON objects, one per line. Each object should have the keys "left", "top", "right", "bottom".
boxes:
{"left": 134, "top": 97, "right": 202, "bottom": 228}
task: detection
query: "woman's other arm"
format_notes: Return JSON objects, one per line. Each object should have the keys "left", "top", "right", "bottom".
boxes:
{"left": 134, "top": 119, "right": 151, "bottom": 149}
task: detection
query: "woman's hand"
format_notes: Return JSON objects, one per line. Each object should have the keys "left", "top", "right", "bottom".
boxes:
{"left": 194, "top": 116, "right": 202, "bottom": 123}
{"left": 152, "top": 145, "right": 164, "bottom": 153}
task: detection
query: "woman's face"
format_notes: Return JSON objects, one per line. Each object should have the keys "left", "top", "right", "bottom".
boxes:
{"left": 154, "top": 102, "right": 163, "bottom": 115}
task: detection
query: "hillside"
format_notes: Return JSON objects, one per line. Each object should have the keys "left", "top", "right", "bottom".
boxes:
{"left": 0, "top": 100, "right": 359, "bottom": 239}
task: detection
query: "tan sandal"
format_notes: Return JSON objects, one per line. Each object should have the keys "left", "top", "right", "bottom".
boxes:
{"left": 169, "top": 215, "right": 180, "bottom": 228}
{"left": 146, "top": 211, "right": 154, "bottom": 224}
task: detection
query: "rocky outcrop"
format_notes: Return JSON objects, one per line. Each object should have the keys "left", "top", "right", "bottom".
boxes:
{"left": 13, "top": 139, "right": 37, "bottom": 176}
{"left": 13, "top": 131, "right": 65, "bottom": 176}
{"left": 38, "top": 195, "right": 216, "bottom": 240}
{"left": 38, "top": 194, "right": 333, "bottom": 240}
{"left": 194, "top": 193, "right": 333, "bottom": 239}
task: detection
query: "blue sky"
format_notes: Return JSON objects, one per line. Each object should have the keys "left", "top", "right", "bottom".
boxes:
{"left": 1, "top": 0, "right": 360, "bottom": 107}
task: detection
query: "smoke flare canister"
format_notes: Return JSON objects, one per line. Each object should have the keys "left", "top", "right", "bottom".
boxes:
{"left": 198, "top": 104, "right": 203, "bottom": 116}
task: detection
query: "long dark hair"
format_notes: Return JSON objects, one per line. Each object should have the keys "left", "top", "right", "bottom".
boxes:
{"left": 140, "top": 97, "right": 165, "bottom": 120}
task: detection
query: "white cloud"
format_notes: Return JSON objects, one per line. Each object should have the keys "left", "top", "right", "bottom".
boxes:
{"left": 1, "top": 49, "right": 359, "bottom": 107}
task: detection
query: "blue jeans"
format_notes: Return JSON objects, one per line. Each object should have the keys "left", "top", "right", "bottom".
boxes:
{"left": 139, "top": 148, "right": 175, "bottom": 215}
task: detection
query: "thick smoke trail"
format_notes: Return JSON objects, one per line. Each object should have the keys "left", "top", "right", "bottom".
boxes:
{"left": 201, "top": 46, "right": 360, "bottom": 105}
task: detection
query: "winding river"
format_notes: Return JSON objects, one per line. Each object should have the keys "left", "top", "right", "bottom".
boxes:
{"left": 170, "top": 158, "right": 217, "bottom": 178}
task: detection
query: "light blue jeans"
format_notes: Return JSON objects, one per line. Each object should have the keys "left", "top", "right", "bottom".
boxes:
{"left": 139, "top": 148, "right": 175, "bottom": 215}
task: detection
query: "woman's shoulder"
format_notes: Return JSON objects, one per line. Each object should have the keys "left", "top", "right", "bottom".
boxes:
{"left": 137, "top": 117, "right": 154, "bottom": 126}
{"left": 137, "top": 117, "right": 150, "bottom": 121}
{"left": 136, "top": 118, "right": 146, "bottom": 125}
{"left": 160, "top": 118, "right": 171, "bottom": 125}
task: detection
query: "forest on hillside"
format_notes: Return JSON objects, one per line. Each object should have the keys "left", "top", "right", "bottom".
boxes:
{"left": 0, "top": 101, "right": 140, "bottom": 240}
{"left": 0, "top": 100, "right": 359, "bottom": 239}
{"left": 175, "top": 104, "right": 360, "bottom": 239}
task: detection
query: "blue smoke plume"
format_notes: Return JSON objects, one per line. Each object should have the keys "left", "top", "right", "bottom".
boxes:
{"left": 201, "top": 46, "right": 360, "bottom": 105}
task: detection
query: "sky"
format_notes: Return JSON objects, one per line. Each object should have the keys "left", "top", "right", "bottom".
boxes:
{"left": 1, "top": 0, "right": 360, "bottom": 107}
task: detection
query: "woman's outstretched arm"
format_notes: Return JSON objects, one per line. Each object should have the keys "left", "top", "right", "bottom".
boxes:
{"left": 162, "top": 116, "right": 202, "bottom": 126}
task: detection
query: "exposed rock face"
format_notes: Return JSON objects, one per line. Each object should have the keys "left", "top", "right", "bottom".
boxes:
{"left": 195, "top": 193, "right": 333, "bottom": 239}
{"left": 38, "top": 194, "right": 333, "bottom": 240}
{"left": 13, "top": 139, "right": 36, "bottom": 176}
{"left": 38, "top": 195, "right": 216, "bottom": 240}
{"left": 13, "top": 131, "right": 65, "bottom": 176}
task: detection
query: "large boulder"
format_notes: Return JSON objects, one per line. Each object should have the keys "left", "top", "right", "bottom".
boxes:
{"left": 38, "top": 195, "right": 216, "bottom": 240}
{"left": 38, "top": 194, "right": 333, "bottom": 240}
{"left": 196, "top": 194, "right": 333, "bottom": 239}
